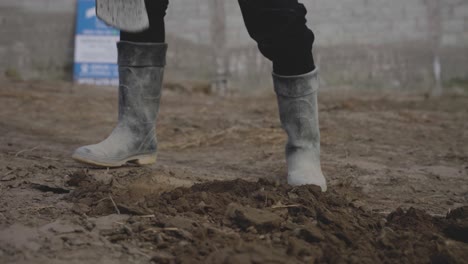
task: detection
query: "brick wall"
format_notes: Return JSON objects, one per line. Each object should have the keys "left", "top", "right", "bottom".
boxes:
{"left": 0, "top": 0, "right": 467, "bottom": 89}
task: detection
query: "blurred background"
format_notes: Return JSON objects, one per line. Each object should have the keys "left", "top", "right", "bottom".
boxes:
{"left": 0, "top": 0, "right": 467, "bottom": 93}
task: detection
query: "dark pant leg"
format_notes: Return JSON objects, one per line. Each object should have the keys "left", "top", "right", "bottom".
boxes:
{"left": 120, "top": 0, "right": 169, "bottom": 43}
{"left": 238, "top": 0, "right": 315, "bottom": 76}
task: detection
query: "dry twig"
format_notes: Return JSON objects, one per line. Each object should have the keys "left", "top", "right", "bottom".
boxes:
{"left": 108, "top": 195, "right": 121, "bottom": 215}
{"left": 15, "top": 145, "right": 40, "bottom": 157}
{"left": 139, "top": 214, "right": 156, "bottom": 218}
{"left": 143, "top": 227, "right": 180, "bottom": 233}
{"left": 271, "top": 204, "right": 301, "bottom": 209}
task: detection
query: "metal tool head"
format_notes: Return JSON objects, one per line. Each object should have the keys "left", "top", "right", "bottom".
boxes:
{"left": 96, "top": 0, "right": 149, "bottom": 32}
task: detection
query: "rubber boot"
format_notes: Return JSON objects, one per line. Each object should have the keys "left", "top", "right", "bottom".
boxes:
{"left": 273, "top": 69, "right": 327, "bottom": 192}
{"left": 72, "top": 41, "right": 167, "bottom": 167}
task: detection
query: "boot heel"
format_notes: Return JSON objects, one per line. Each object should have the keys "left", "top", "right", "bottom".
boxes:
{"left": 135, "top": 154, "right": 157, "bottom": 165}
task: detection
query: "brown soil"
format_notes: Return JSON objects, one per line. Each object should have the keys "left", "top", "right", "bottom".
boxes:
{"left": 0, "top": 80, "right": 467, "bottom": 263}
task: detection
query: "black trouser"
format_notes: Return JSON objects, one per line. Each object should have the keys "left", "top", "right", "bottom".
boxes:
{"left": 121, "top": 0, "right": 315, "bottom": 76}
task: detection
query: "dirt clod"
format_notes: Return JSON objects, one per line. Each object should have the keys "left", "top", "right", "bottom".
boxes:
{"left": 226, "top": 203, "right": 283, "bottom": 231}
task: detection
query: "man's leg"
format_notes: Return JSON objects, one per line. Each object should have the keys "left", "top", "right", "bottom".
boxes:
{"left": 239, "top": 0, "right": 327, "bottom": 191}
{"left": 72, "top": 0, "right": 169, "bottom": 167}
{"left": 120, "top": 0, "right": 169, "bottom": 43}
{"left": 238, "top": 0, "right": 315, "bottom": 76}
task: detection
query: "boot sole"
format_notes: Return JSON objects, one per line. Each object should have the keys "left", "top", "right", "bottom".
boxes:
{"left": 72, "top": 153, "right": 157, "bottom": 168}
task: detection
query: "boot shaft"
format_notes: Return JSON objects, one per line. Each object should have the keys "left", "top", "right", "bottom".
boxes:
{"left": 117, "top": 41, "right": 167, "bottom": 127}
{"left": 273, "top": 70, "right": 321, "bottom": 150}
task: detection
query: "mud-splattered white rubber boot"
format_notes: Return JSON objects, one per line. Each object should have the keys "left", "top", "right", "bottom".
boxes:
{"left": 72, "top": 41, "right": 167, "bottom": 167}
{"left": 273, "top": 69, "right": 327, "bottom": 192}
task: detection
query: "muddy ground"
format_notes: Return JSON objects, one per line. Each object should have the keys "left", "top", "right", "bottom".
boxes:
{"left": 0, "top": 80, "right": 467, "bottom": 263}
